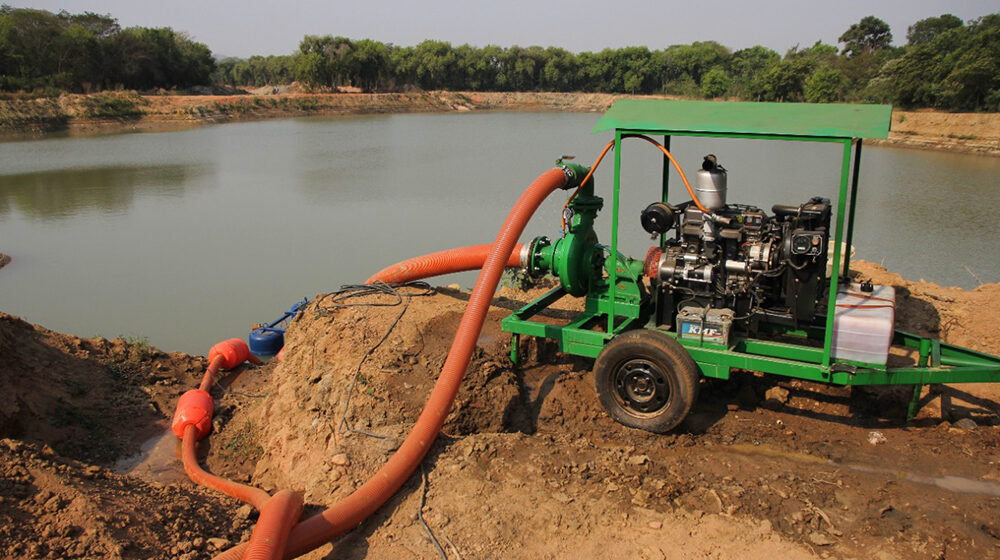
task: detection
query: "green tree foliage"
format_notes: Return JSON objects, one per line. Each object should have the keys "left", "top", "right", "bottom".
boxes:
{"left": 907, "top": 14, "right": 963, "bottom": 46}
{"left": 3, "top": 6, "right": 999, "bottom": 112}
{"left": 0, "top": 6, "right": 213, "bottom": 91}
{"left": 838, "top": 16, "right": 893, "bottom": 57}
{"left": 882, "top": 14, "right": 1000, "bottom": 110}
{"left": 728, "top": 46, "right": 780, "bottom": 99}
{"left": 657, "top": 41, "right": 730, "bottom": 95}
{"left": 760, "top": 59, "right": 810, "bottom": 101}
{"left": 215, "top": 55, "right": 295, "bottom": 87}
{"left": 700, "top": 66, "right": 730, "bottom": 98}
{"left": 804, "top": 66, "right": 847, "bottom": 102}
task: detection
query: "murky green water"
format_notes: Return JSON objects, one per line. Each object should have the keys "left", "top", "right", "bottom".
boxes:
{"left": 2, "top": 113, "right": 998, "bottom": 354}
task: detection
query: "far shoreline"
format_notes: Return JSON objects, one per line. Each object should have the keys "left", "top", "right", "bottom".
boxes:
{"left": 1, "top": 90, "right": 997, "bottom": 157}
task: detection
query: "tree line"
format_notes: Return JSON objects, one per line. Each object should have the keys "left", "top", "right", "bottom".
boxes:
{"left": 2, "top": 6, "right": 997, "bottom": 112}
{"left": 216, "top": 14, "right": 998, "bottom": 111}
{"left": 0, "top": 6, "right": 213, "bottom": 92}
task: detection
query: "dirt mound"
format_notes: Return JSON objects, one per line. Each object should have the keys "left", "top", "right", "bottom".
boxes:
{"left": 216, "top": 265, "right": 1000, "bottom": 560}
{"left": 0, "top": 313, "right": 207, "bottom": 463}
{"left": 247, "top": 288, "right": 527, "bottom": 501}
{"left": 0, "top": 438, "right": 252, "bottom": 560}
{"left": 4, "top": 259, "right": 1000, "bottom": 560}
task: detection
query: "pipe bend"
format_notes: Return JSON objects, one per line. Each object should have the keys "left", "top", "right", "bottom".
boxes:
{"left": 215, "top": 167, "right": 568, "bottom": 560}
{"left": 242, "top": 490, "right": 304, "bottom": 560}
{"left": 182, "top": 425, "right": 271, "bottom": 510}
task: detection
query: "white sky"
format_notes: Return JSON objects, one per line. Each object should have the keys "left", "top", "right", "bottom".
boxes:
{"left": 17, "top": 0, "right": 1000, "bottom": 58}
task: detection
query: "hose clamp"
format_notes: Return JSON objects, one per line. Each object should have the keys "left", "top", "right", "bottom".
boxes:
{"left": 558, "top": 164, "right": 575, "bottom": 186}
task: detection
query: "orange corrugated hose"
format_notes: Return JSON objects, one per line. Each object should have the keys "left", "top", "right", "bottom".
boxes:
{"left": 175, "top": 341, "right": 301, "bottom": 560}
{"left": 366, "top": 243, "right": 525, "bottom": 284}
{"left": 180, "top": 245, "right": 526, "bottom": 560}
{"left": 181, "top": 424, "right": 270, "bottom": 509}
{"left": 213, "top": 166, "right": 571, "bottom": 560}
{"left": 243, "top": 490, "right": 304, "bottom": 560}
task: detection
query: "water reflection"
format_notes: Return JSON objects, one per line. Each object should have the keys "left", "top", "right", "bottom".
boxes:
{"left": 0, "top": 164, "right": 209, "bottom": 219}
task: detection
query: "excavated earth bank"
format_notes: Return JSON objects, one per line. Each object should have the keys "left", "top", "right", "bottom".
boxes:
{"left": 1, "top": 91, "right": 996, "bottom": 156}
{"left": 2, "top": 259, "right": 1000, "bottom": 559}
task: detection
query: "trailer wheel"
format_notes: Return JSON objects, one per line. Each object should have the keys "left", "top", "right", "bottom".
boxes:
{"left": 595, "top": 329, "right": 700, "bottom": 433}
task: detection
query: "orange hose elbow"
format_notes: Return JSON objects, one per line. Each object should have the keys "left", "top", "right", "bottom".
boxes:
{"left": 242, "top": 490, "right": 304, "bottom": 560}
{"left": 172, "top": 389, "right": 214, "bottom": 440}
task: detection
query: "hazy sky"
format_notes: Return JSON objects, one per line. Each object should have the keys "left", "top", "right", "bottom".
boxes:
{"left": 18, "top": 1, "right": 1000, "bottom": 58}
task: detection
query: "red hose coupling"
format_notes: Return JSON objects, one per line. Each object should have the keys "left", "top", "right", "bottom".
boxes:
{"left": 209, "top": 338, "right": 255, "bottom": 370}
{"left": 172, "top": 389, "right": 215, "bottom": 439}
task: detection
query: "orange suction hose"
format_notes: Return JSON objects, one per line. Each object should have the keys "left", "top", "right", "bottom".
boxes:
{"left": 181, "top": 424, "right": 271, "bottom": 509}
{"left": 174, "top": 340, "right": 302, "bottom": 560}
{"left": 214, "top": 166, "right": 571, "bottom": 560}
{"left": 366, "top": 243, "right": 525, "bottom": 284}
{"left": 243, "top": 490, "right": 304, "bottom": 560}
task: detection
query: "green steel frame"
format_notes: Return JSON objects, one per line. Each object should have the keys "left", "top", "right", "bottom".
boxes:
{"left": 501, "top": 100, "right": 1000, "bottom": 418}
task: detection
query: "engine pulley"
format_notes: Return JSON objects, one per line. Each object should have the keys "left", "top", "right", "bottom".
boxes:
{"left": 640, "top": 202, "right": 676, "bottom": 234}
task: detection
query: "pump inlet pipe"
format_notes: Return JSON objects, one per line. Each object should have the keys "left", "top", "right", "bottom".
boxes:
{"left": 210, "top": 162, "right": 590, "bottom": 560}
{"left": 172, "top": 338, "right": 304, "bottom": 560}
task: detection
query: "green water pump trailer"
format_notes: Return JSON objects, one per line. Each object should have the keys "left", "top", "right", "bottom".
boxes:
{"left": 502, "top": 99, "right": 1000, "bottom": 433}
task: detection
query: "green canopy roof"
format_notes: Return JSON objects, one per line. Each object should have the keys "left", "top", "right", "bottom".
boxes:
{"left": 593, "top": 99, "right": 892, "bottom": 139}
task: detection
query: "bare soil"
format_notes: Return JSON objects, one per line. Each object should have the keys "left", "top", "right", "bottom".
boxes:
{"left": 2, "top": 260, "right": 1000, "bottom": 559}
{"left": 1, "top": 90, "right": 995, "bottom": 156}
{"left": 875, "top": 110, "right": 1000, "bottom": 156}
{"left": 0, "top": 314, "right": 254, "bottom": 559}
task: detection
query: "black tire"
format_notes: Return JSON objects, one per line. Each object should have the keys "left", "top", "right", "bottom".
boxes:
{"left": 594, "top": 329, "right": 700, "bottom": 433}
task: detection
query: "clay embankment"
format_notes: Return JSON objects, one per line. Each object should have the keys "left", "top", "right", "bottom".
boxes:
{"left": 0, "top": 314, "right": 254, "bottom": 559}
{"left": 1, "top": 260, "right": 999, "bottom": 559}
{"left": 1, "top": 90, "right": 996, "bottom": 156}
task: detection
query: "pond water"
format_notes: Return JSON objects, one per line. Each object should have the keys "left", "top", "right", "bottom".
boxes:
{"left": 1, "top": 112, "right": 997, "bottom": 354}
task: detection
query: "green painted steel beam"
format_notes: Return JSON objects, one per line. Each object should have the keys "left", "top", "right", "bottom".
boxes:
{"left": 740, "top": 338, "right": 825, "bottom": 364}
{"left": 823, "top": 140, "right": 853, "bottom": 367}
{"left": 594, "top": 99, "right": 892, "bottom": 139}
{"left": 835, "top": 367, "right": 1000, "bottom": 386}
{"left": 843, "top": 140, "right": 863, "bottom": 278}
{"left": 509, "top": 285, "right": 567, "bottom": 319}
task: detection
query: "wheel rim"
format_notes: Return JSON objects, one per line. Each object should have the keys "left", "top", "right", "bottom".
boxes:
{"left": 612, "top": 358, "right": 670, "bottom": 416}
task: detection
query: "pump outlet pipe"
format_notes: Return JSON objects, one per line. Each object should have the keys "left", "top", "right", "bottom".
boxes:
{"left": 214, "top": 162, "right": 589, "bottom": 560}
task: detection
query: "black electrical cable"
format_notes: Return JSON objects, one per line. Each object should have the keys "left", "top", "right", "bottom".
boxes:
{"left": 313, "top": 281, "right": 435, "bottom": 439}
{"left": 418, "top": 463, "right": 449, "bottom": 560}
{"left": 316, "top": 280, "right": 450, "bottom": 559}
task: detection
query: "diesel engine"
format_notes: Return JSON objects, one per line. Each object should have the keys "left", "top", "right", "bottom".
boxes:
{"left": 641, "top": 155, "right": 832, "bottom": 340}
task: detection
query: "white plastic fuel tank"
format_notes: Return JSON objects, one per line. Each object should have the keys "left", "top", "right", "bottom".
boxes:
{"left": 831, "top": 282, "right": 895, "bottom": 365}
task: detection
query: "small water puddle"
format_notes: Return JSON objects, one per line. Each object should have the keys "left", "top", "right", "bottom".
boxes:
{"left": 843, "top": 463, "right": 1000, "bottom": 498}
{"left": 112, "top": 427, "right": 189, "bottom": 484}
{"left": 716, "top": 442, "right": 1000, "bottom": 498}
